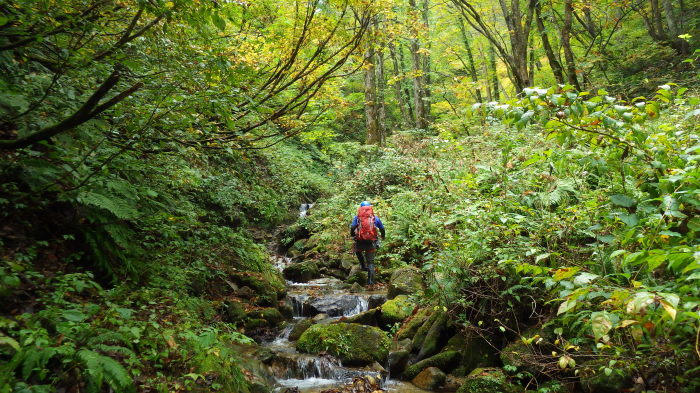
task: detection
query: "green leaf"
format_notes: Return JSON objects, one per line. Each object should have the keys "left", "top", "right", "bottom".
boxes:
{"left": 63, "top": 309, "right": 87, "bottom": 322}
{"left": 618, "top": 213, "right": 639, "bottom": 226}
{"left": 611, "top": 194, "right": 636, "bottom": 207}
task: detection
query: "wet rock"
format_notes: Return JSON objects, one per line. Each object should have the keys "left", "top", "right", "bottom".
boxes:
{"left": 278, "top": 301, "right": 294, "bottom": 319}
{"left": 288, "top": 319, "right": 314, "bottom": 341}
{"left": 342, "top": 308, "right": 379, "bottom": 325}
{"left": 388, "top": 350, "right": 410, "bottom": 375}
{"left": 312, "top": 313, "right": 329, "bottom": 322}
{"left": 403, "top": 350, "right": 461, "bottom": 380}
{"left": 283, "top": 261, "right": 320, "bottom": 283}
{"left": 297, "top": 323, "right": 391, "bottom": 366}
{"left": 396, "top": 308, "right": 432, "bottom": 341}
{"left": 388, "top": 265, "right": 423, "bottom": 299}
{"left": 293, "top": 294, "right": 368, "bottom": 317}
{"left": 221, "top": 300, "right": 246, "bottom": 323}
{"left": 347, "top": 265, "right": 368, "bottom": 286}
{"left": 367, "top": 361, "right": 387, "bottom": 374}
{"left": 579, "top": 360, "right": 634, "bottom": 393}
{"left": 320, "top": 267, "right": 347, "bottom": 280}
{"left": 246, "top": 307, "right": 285, "bottom": 327}
{"left": 349, "top": 282, "right": 364, "bottom": 293}
{"left": 368, "top": 294, "right": 387, "bottom": 309}
{"left": 379, "top": 295, "right": 414, "bottom": 327}
{"left": 457, "top": 367, "right": 517, "bottom": 393}
{"left": 396, "top": 338, "right": 412, "bottom": 351}
{"left": 412, "top": 367, "right": 446, "bottom": 391}
{"left": 245, "top": 318, "right": 268, "bottom": 330}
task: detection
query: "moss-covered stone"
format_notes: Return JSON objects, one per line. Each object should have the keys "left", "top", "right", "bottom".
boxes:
{"left": 457, "top": 367, "right": 518, "bottom": 393}
{"left": 412, "top": 367, "right": 446, "bottom": 391}
{"left": 396, "top": 308, "right": 432, "bottom": 341}
{"left": 245, "top": 318, "right": 269, "bottom": 330}
{"left": 450, "top": 332, "right": 498, "bottom": 377}
{"left": 402, "top": 350, "right": 461, "bottom": 380}
{"left": 288, "top": 319, "right": 314, "bottom": 341}
{"left": 283, "top": 260, "right": 320, "bottom": 283}
{"left": 296, "top": 323, "right": 391, "bottom": 366}
{"left": 246, "top": 308, "right": 284, "bottom": 327}
{"left": 411, "top": 310, "right": 440, "bottom": 351}
{"left": 346, "top": 265, "right": 368, "bottom": 286}
{"left": 230, "top": 271, "right": 286, "bottom": 306}
{"left": 388, "top": 350, "right": 411, "bottom": 375}
{"left": 379, "top": 295, "right": 414, "bottom": 326}
{"left": 342, "top": 308, "right": 379, "bottom": 326}
{"left": 388, "top": 266, "right": 424, "bottom": 299}
{"left": 415, "top": 311, "right": 450, "bottom": 361}
{"left": 579, "top": 360, "right": 634, "bottom": 393}
{"left": 221, "top": 300, "right": 247, "bottom": 323}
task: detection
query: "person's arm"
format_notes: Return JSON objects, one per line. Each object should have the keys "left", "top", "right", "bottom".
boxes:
{"left": 375, "top": 217, "right": 386, "bottom": 239}
{"left": 350, "top": 216, "right": 358, "bottom": 237}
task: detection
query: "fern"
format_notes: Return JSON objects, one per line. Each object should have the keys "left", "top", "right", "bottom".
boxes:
{"left": 78, "top": 190, "right": 139, "bottom": 220}
{"left": 77, "top": 349, "right": 135, "bottom": 393}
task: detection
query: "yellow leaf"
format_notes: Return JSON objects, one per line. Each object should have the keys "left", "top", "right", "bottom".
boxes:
{"left": 165, "top": 1, "right": 174, "bottom": 8}
{"left": 658, "top": 299, "right": 677, "bottom": 320}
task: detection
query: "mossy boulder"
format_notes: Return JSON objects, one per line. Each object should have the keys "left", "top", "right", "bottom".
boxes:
{"left": 457, "top": 367, "right": 518, "bottom": 393}
{"left": 415, "top": 311, "right": 452, "bottom": 361}
{"left": 246, "top": 308, "right": 284, "bottom": 327}
{"left": 245, "top": 318, "right": 269, "bottom": 330}
{"left": 402, "top": 350, "right": 461, "bottom": 380}
{"left": 221, "top": 300, "right": 247, "bottom": 323}
{"left": 412, "top": 367, "right": 446, "bottom": 391}
{"left": 288, "top": 319, "right": 314, "bottom": 341}
{"left": 297, "top": 323, "right": 391, "bottom": 366}
{"left": 579, "top": 360, "right": 634, "bottom": 393}
{"left": 283, "top": 261, "right": 320, "bottom": 283}
{"left": 346, "top": 265, "right": 368, "bottom": 286}
{"left": 342, "top": 308, "right": 379, "bottom": 326}
{"left": 388, "top": 350, "right": 411, "bottom": 375}
{"left": 230, "top": 271, "right": 286, "bottom": 306}
{"left": 388, "top": 266, "right": 423, "bottom": 299}
{"left": 379, "top": 295, "right": 414, "bottom": 327}
{"left": 447, "top": 332, "right": 498, "bottom": 377}
{"left": 396, "top": 308, "right": 432, "bottom": 341}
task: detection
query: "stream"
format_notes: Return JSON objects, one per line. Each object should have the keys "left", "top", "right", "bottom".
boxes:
{"left": 264, "top": 207, "right": 430, "bottom": 393}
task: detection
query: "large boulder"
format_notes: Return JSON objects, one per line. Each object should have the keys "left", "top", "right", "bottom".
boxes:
{"left": 388, "top": 350, "right": 411, "bottom": 375}
{"left": 288, "top": 319, "right": 314, "bottom": 341}
{"left": 388, "top": 266, "right": 424, "bottom": 299}
{"left": 283, "top": 261, "right": 320, "bottom": 283}
{"left": 342, "top": 308, "right": 379, "bottom": 326}
{"left": 412, "top": 367, "right": 446, "bottom": 391}
{"left": 297, "top": 323, "right": 391, "bottom": 366}
{"left": 396, "top": 308, "right": 432, "bottom": 341}
{"left": 221, "top": 300, "right": 247, "bottom": 323}
{"left": 402, "top": 350, "right": 461, "bottom": 380}
{"left": 346, "top": 265, "right": 368, "bottom": 286}
{"left": 415, "top": 311, "right": 452, "bottom": 361}
{"left": 446, "top": 332, "right": 499, "bottom": 377}
{"left": 379, "top": 295, "right": 414, "bottom": 327}
{"left": 229, "top": 271, "right": 286, "bottom": 307}
{"left": 457, "top": 367, "right": 518, "bottom": 393}
{"left": 246, "top": 308, "right": 285, "bottom": 327}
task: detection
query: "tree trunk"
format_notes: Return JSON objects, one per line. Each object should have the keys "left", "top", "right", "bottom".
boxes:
{"left": 375, "top": 20, "right": 387, "bottom": 145}
{"left": 364, "top": 27, "right": 380, "bottom": 145}
{"left": 458, "top": 16, "right": 483, "bottom": 102}
{"left": 398, "top": 43, "right": 415, "bottom": 119}
{"left": 489, "top": 44, "right": 500, "bottom": 101}
{"left": 650, "top": 0, "right": 666, "bottom": 39}
{"left": 535, "top": 1, "right": 565, "bottom": 84}
{"left": 388, "top": 42, "right": 411, "bottom": 128}
{"left": 497, "top": 0, "right": 535, "bottom": 91}
{"left": 408, "top": 0, "right": 427, "bottom": 129}
{"left": 422, "top": 0, "right": 432, "bottom": 122}
{"left": 562, "top": 0, "right": 581, "bottom": 90}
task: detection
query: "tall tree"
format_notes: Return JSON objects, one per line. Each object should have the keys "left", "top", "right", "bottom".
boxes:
{"left": 562, "top": 0, "right": 582, "bottom": 89}
{"left": 408, "top": 0, "right": 428, "bottom": 129}
{"left": 458, "top": 16, "right": 483, "bottom": 102}
{"left": 535, "top": 0, "right": 565, "bottom": 84}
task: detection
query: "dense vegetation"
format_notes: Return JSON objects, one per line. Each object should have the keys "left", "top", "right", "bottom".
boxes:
{"left": 0, "top": 0, "right": 698, "bottom": 392}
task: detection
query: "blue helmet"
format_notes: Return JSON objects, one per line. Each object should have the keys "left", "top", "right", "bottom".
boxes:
{"left": 360, "top": 201, "right": 371, "bottom": 207}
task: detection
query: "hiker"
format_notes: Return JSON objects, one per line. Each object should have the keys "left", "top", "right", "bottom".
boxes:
{"left": 350, "top": 201, "right": 385, "bottom": 285}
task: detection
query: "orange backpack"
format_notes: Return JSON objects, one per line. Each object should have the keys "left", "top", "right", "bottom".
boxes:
{"left": 356, "top": 206, "right": 378, "bottom": 241}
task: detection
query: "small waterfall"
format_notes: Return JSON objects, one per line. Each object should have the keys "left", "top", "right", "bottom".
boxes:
{"left": 344, "top": 296, "right": 369, "bottom": 317}
{"left": 299, "top": 203, "right": 314, "bottom": 218}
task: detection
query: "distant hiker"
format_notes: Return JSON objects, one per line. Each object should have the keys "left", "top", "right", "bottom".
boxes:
{"left": 350, "top": 201, "right": 385, "bottom": 285}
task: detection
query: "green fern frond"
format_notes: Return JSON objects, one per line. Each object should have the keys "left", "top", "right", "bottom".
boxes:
{"left": 78, "top": 190, "right": 139, "bottom": 220}
{"left": 77, "top": 349, "right": 135, "bottom": 393}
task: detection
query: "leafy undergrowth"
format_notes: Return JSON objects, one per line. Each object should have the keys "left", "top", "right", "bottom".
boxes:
{"left": 304, "top": 85, "right": 700, "bottom": 392}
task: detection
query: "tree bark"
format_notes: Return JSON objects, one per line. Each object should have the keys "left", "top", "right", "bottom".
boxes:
{"left": 422, "top": 0, "right": 432, "bottom": 122}
{"left": 535, "top": 1, "right": 565, "bottom": 84}
{"left": 388, "top": 41, "right": 412, "bottom": 127}
{"left": 489, "top": 44, "right": 500, "bottom": 101}
{"left": 398, "top": 43, "right": 415, "bottom": 119}
{"left": 408, "top": 0, "right": 427, "bottom": 129}
{"left": 458, "top": 16, "right": 483, "bottom": 102}
{"left": 562, "top": 0, "right": 581, "bottom": 90}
